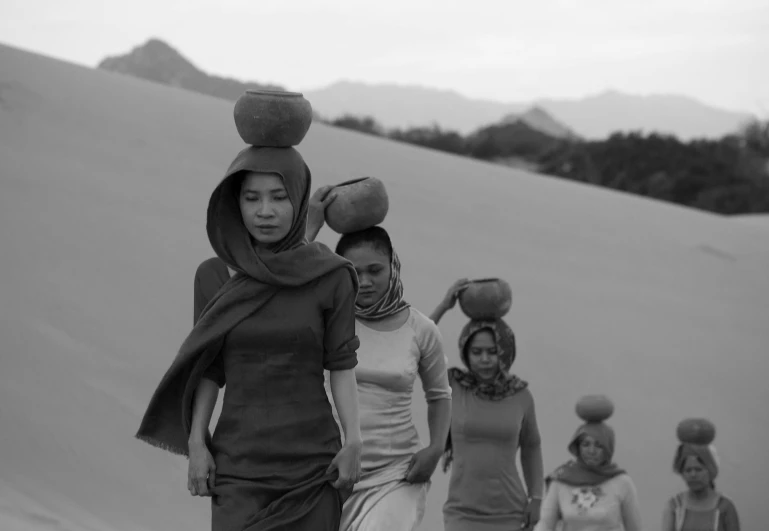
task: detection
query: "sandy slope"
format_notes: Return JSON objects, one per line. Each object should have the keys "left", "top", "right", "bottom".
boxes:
{"left": 732, "top": 213, "right": 769, "bottom": 231}
{"left": 1, "top": 42, "right": 768, "bottom": 531}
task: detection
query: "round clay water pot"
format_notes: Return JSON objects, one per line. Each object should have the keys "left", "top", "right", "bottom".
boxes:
{"left": 676, "top": 418, "right": 716, "bottom": 445}
{"left": 325, "top": 177, "right": 389, "bottom": 234}
{"left": 233, "top": 90, "right": 313, "bottom": 147}
{"left": 458, "top": 278, "right": 513, "bottom": 320}
{"left": 575, "top": 395, "right": 614, "bottom": 423}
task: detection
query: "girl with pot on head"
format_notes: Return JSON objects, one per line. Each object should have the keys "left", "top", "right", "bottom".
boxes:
{"left": 307, "top": 210, "right": 452, "bottom": 531}
{"left": 136, "top": 146, "right": 363, "bottom": 531}
{"left": 662, "top": 419, "right": 740, "bottom": 531}
{"left": 431, "top": 280, "right": 545, "bottom": 531}
{"left": 535, "top": 395, "right": 642, "bottom": 531}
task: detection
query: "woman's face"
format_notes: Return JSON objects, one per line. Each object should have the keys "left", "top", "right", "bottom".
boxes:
{"left": 466, "top": 330, "right": 500, "bottom": 381}
{"left": 681, "top": 456, "right": 711, "bottom": 492}
{"left": 579, "top": 435, "right": 606, "bottom": 467}
{"left": 239, "top": 172, "right": 294, "bottom": 245}
{"left": 343, "top": 244, "right": 391, "bottom": 307}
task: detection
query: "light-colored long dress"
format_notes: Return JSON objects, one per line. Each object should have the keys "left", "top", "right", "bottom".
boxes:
{"left": 443, "top": 384, "right": 541, "bottom": 531}
{"left": 326, "top": 307, "right": 452, "bottom": 531}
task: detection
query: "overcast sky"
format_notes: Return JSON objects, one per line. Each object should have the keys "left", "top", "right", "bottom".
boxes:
{"left": 2, "top": 0, "right": 767, "bottom": 114}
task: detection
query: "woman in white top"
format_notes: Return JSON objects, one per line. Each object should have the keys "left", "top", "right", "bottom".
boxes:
{"left": 307, "top": 200, "right": 452, "bottom": 531}
{"left": 535, "top": 395, "right": 642, "bottom": 531}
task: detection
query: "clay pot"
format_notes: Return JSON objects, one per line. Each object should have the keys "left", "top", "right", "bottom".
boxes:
{"left": 325, "top": 177, "right": 389, "bottom": 234}
{"left": 458, "top": 278, "right": 513, "bottom": 320}
{"left": 676, "top": 418, "right": 716, "bottom": 445}
{"left": 233, "top": 90, "right": 313, "bottom": 147}
{"left": 575, "top": 395, "right": 615, "bottom": 423}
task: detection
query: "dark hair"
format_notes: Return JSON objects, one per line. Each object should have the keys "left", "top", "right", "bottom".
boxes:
{"left": 461, "top": 327, "right": 494, "bottom": 363}
{"left": 335, "top": 226, "right": 393, "bottom": 259}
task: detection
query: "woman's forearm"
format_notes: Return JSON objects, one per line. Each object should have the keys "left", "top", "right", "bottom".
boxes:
{"left": 188, "top": 378, "right": 219, "bottom": 448}
{"left": 305, "top": 221, "right": 322, "bottom": 242}
{"left": 426, "top": 399, "right": 452, "bottom": 451}
{"left": 329, "top": 369, "right": 362, "bottom": 445}
{"left": 521, "top": 444, "right": 545, "bottom": 499}
{"left": 429, "top": 303, "right": 449, "bottom": 324}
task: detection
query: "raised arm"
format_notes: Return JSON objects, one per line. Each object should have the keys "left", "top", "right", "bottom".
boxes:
{"left": 429, "top": 278, "right": 470, "bottom": 324}
{"left": 305, "top": 185, "right": 337, "bottom": 242}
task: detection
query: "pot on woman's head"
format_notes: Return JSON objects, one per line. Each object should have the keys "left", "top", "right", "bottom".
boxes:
{"left": 233, "top": 90, "right": 313, "bottom": 147}
{"left": 458, "top": 278, "right": 513, "bottom": 320}
{"left": 325, "top": 177, "right": 389, "bottom": 235}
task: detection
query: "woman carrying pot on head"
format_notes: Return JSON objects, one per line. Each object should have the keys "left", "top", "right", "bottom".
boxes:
{"left": 192, "top": 184, "right": 338, "bottom": 302}
{"left": 535, "top": 395, "right": 642, "bottom": 531}
{"left": 136, "top": 146, "right": 363, "bottom": 531}
{"left": 662, "top": 419, "right": 740, "bottom": 531}
{"left": 431, "top": 280, "right": 545, "bottom": 531}
{"left": 307, "top": 208, "right": 452, "bottom": 531}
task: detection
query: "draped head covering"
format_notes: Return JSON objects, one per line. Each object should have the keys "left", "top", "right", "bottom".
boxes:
{"left": 136, "top": 146, "right": 359, "bottom": 456}
{"left": 547, "top": 401, "right": 626, "bottom": 487}
{"left": 673, "top": 443, "right": 720, "bottom": 484}
{"left": 335, "top": 226, "right": 410, "bottom": 321}
{"left": 442, "top": 319, "right": 528, "bottom": 471}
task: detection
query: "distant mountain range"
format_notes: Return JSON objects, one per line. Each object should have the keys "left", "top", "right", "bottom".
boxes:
{"left": 98, "top": 39, "right": 755, "bottom": 141}
{"left": 98, "top": 39, "right": 284, "bottom": 101}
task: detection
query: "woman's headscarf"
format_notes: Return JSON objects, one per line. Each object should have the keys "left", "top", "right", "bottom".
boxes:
{"left": 673, "top": 443, "right": 720, "bottom": 485}
{"left": 448, "top": 319, "right": 528, "bottom": 400}
{"left": 547, "top": 407, "right": 626, "bottom": 487}
{"left": 442, "top": 319, "right": 528, "bottom": 471}
{"left": 338, "top": 226, "right": 410, "bottom": 321}
{"left": 136, "top": 146, "right": 359, "bottom": 456}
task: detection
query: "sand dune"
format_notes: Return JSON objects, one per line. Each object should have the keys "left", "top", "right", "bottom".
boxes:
{"left": 1, "top": 41, "right": 768, "bottom": 531}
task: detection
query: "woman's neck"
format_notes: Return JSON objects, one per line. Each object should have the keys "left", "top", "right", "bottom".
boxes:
{"left": 357, "top": 307, "right": 410, "bottom": 331}
{"left": 687, "top": 487, "right": 717, "bottom": 504}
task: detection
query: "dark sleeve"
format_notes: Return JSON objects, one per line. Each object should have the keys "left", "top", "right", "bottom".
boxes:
{"left": 194, "top": 258, "right": 229, "bottom": 388}
{"left": 519, "top": 388, "right": 542, "bottom": 448}
{"left": 322, "top": 269, "right": 360, "bottom": 371}
{"left": 721, "top": 497, "right": 741, "bottom": 531}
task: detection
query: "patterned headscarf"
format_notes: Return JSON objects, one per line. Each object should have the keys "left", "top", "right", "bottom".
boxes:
{"left": 447, "top": 319, "right": 528, "bottom": 401}
{"left": 442, "top": 319, "right": 528, "bottom": 471}
{"left": 546, "top": 402, "right": 626, "bottom": 487}
{"left": 674, "top": 443, "right": 720, "bottom": 486}
{"left": 352, "top": 231, "right": 410, "bottom": 321}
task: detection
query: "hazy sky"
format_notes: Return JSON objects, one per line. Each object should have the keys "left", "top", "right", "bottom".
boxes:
{"left": 2, "top": 0, "right": 768, "bottom": 114}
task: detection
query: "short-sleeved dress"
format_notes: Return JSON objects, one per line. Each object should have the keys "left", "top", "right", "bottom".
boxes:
{"left": 326, "top": 307, "right": 452, "bottom": 531}
{"left": 194, "top": 257, "right": 359, "bottom": 531}
{"left": 443, "top": 384, "right": 541, "bottom": 531}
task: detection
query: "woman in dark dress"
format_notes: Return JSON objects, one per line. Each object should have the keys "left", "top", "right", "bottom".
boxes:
{"left": 136, "top": 146, "right": 363, "bottom": 531}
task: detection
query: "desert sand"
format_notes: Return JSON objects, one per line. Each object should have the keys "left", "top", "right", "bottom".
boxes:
{"left": 1, "top": 42, "right": 768, "bottom": 530}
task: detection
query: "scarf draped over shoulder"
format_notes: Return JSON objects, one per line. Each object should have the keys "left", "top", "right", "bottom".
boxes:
{"left": 135, "top": 146, "right": 358, "bottom": 456}
{"left": 442, "top": 319, "right": 528, "bottom": 471}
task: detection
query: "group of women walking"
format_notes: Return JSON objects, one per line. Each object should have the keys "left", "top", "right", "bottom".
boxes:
{"left": 136, "top": 139, "right": 741, "bottom": 530}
